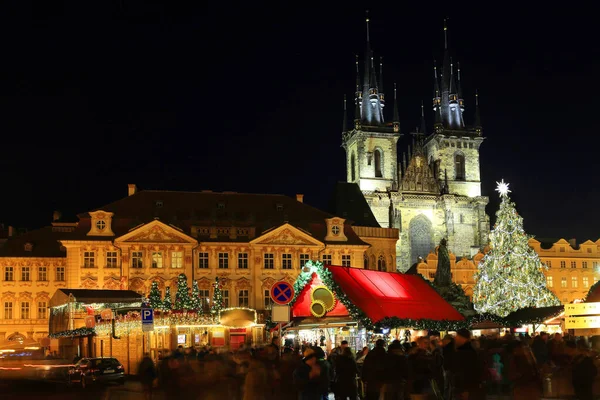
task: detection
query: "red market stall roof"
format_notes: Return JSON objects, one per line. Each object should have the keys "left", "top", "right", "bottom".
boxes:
{"left": 292, "top": 265, "right": 464, "bottom": 323}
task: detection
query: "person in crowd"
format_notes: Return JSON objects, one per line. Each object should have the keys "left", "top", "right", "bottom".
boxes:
{"left": 569, "top": 341, "right": 597, "bottom": 400}
{"left": 408, "top": 336, "right": 435, "bottom": 399}
{"left": 332, "top": 346, "right": 359, "bottom": 400}
{"left": 137, "top": 353, "right": 156, "bottom": 400}
{"left": 362, "top": 339, "right": 387, "bottom": 400}
{"left": 453, "top": 329, "right": 484, "bottom": 400}
{"left": 531, "top": 331, "right": 549, "bottom": 367}
{"left": 242, "top": 354, "right": 268, "bottom": 400}
{"left": 508, "top": 340, "right": 541, "bottom": 400}
{"left": 381, "top": 340, "right": 408, "bottom": 400}
{"left": 441, "top": 335, "right": 456, "bottom": 400}
{"left": 548, "top": 332, "right": 567, "bottom": 367}
{"left": 279, "top": 347, "right": 302, "bottom": 400}
{"left": 356, "top": 346, "right": 369, "bottom": 364}
{"left": 294, "top": 348, "right": 329, "bottom": 400}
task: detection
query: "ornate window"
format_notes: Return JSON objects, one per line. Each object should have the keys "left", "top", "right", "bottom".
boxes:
{"left": 198, "top": 252, "right": 209, "bottom": 269}
{"left": 363, "top": 254, "right": 369, "bottom": 269}
{"left": 151, "top": 252, "right": 163, "bottom": 268}
{"left": 21, "top": 301, "right": 30, "bottom": 319}
{"left": 199, "top": 289, "right": 210, "bottom": 312}
{"left": 56, "top": 266, "right": 65, "bottom": 281}
{"left": 222, "top": 290, "right": 229, "bottom": 308}
{"left": 342, "top": 254, "right": 351, "bottom": 267}
{"left": 560, "top": 261, "right": 566, "bottom": 268}
{"left": 218, "top": 252, "right": 229, "bottom": 269}
{"left": 299, "top": 254, "right": 309, "bottom": 268}
{"left": 106, "top": 251, "right": 118, "bottom": 268}
{"left": 546, "top": 276, "right": 553, "bottom": 287}
{"left": 454, "top": 154, "right": 465, "bottom": 181}
{"left": 374, "top": 149, "right": 383, "bottom": 177}
{"left": 238, "top": 290, "right": 249, "bottom": 308}
{"left": 38, "top": 301, "right": 48, "bottom": 319}
{"left": 377, "top": 255, "right": 386, "bottom": 272}
{"left": 38, "top": 266, "right": 47, "bottom": 281}
{"left": 584, "top": 277, "right": 589, "bottom": 288}
{"left": 561, "top": 277, "right": 567, "bottom": 288}
{"left": 282, "top": 253, "right": 292, "bottom": 270}
{"left": 546, "top": 260, "right": 552, "bottom": 268}
{"left": 83, "top": 252, "right": 95, "bottom": 268}
{"left": 572, "top": 276, "right": 578, "bottom": 288}
{"left": 4, "top": 302, "right": 13, "bottom": 319}
{"left": 21, "top": 267, "right": 30, "bottom": 281}
{"left": 4, "top": 266, "right": 14, "bottom": 281}
{"left": 264, "top": 290, "right": 273, "bottom": 309}
{"left": 571, "top": 261, "right": 577, "bottom": 269}
{"left": 409, "top": 215, "right": 434, "bottom": 266}
{"left": 264, "top": 254, "right": 274, "bottom": 269}
{"left": 132, "top": 251, "right": 143, "bottom": 268}
{"left": 322, "top": 254, "right": 332, "bottom": 265}
{"left": 351, "top": 153, "right": 356, "bottom": 181}
{"left": 238, "top": 253, "right": 248, "bottom": 269}
{"left": 583, "top": 261, "right": 588, "bottom": 268}
{"left": 171, "top": 251, "right": 183, "bottom": 268}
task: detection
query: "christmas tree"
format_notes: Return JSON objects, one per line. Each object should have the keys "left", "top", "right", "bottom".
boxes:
{"left": 148, "top": 281, "right": 162, "bottom": 310}
{"left": 473, "top": 180, "right": 559, "bottom": 317}
{"left": 190, "top": 280, "right": 203, "bottom": 313}
{"left": 174, "top": 273, "right": 191, "bottom": 311}
{"left": 211, "top": 277, "right": 224, "bottom": 315}
{"left": 162, "top": 286, "right": 173, "bottom": 312}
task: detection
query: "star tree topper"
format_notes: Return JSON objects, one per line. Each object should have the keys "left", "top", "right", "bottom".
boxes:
{"left": 495, "top": 179, "right": 511, "bottom": 198}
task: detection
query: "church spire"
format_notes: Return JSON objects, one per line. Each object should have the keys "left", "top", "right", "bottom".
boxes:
{"left": 420, "top": 101, "right": 427, "bottom": 135}
{"left": 433, "top": 62, "right": 443, "bottom": 131}
{"left": 359, "top": 11, "right": 384, "bottom": 126}
{"left": 437, "top": 18, "right": 465, "bottom": 130}
{"left": 354, "top": 55, "right": 361, "bottom": 128}
{"left": 342, "top": 95, "right": 348, "bottom": 133}
{"left": 393, "top": 83, "right": 400, "bottom": 133}
{"left": 475, "top": 90, "right": 482, "bottom": 134}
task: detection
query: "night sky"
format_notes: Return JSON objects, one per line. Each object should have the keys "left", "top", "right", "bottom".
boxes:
{"left": 1, "top": 3, "right": 598, "bottom": 241}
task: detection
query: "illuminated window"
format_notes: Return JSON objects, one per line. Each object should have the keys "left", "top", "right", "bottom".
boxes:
{"left": 454, "top": 154, "right": 465, "bottom": 181}
{"left": 377, "top": 255, "right": 386, "bottom": 272}
{"left": 56, "top": 266, "right": 65, "bottom": 281}
{"left": 106, "top": 251, "right": 118, "bottom": 268}
{"left": 583, "top": 277, "right": 589, "bottom": 288}
{"left": 151, "top": 252, "right": 163, "bottom": 268}
{"left": 38, "top": 301, "right": 48, "bottom": 319}
{"left": 171, "top": 251, "right": 183, "bottom": 268}
{"left": 546, "top": 276, "right": 553, "bottom": 287}
{"left": 374, "top": 149, "right": 383, "bottom": 178}
{"left": 560, "top": 261, "right": 566, "bottom": 268}
{"left": 83, "top": 252, "right": 95, "bottom": 268}
{"left": 21, "top": 302, "right": 30, "bottom": 319}
{"left": 38, "top": 266, "right": 47, "bottom": 281}
{"left": 583, "top": 261, "right": 588, "bottom": 268}
{"left": 198, "top": 252, "right": 209, "bottom": 269}
{"left": 300, "top": 254, "right": 309, "bottom": 268}
{"left": 21, "top": 267, "right": 30, "bottom": 281}
{"left": 264, "top": 290, "right": 273, "bottom": 310}
{"left": 561, "top": 277, "right": 567, "bottom": 288}
{"left": 264, "top": 254, "right": 274, "bottom": 269}
{"left": 322, "top": 254, "right": 332, "bottom": 265}
{"left": 342, "top": 255, "right": 351, "bottom": 267}
{"left": 199, "top": 290, "right": 210, "bottom": 312}
{"left": 4, "top": 302, "right": 12, "bottom": 319}
{"left": 132, "top": 251, "right": 143, "bottom": 268}
{"left": 222, "top": 290, "right": 229, "bottom": 308}
{"left": 238, "top": 290, "right": 249, "bottom": 308}
{"left": 571, "top": 261, "right": 577, "bottom": 269}
{"left": 572, "top": 276, "right": 578, "bottom": 288}
{"left": 282, "top": 254, "right": 292, "bottom": 270}
{"left": 218, "top": 252, "right": 229, "bottom": 269}
{"left": 238, "top": 253, "right": 248, "bottom": 269}
{"left": 4, "top": 266, "right": 13, "bottom": 281}
{"left": 594, "top": 262, "right": 600, "bottom": 269}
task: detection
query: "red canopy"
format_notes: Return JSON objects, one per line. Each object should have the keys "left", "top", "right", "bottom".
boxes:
{"left": 292, "top": 265, "right": 464, "bottom": 323}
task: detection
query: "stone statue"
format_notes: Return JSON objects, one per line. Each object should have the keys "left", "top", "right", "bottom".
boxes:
{"left": 434, "top": 238, "right": 452, "bottom": 287}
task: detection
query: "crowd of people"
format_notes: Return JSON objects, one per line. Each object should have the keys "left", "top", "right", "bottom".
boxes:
{"left": 135, "top": 329, "right": 600, "bottom": 400}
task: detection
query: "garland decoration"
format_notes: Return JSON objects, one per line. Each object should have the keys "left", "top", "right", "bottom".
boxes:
{"left": 49, "top": 327, "right": 95, "bottom": 339}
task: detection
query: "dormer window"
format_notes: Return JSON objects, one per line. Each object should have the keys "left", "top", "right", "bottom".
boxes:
{"left": 87, "top": 210, "right": 115, "bottom": 237}
{"left": 24, "top": 243, "right": 33, "bottom": 252}
{"left": 276, "top": 203, "right": 284, "bottom": 211}
{"left": 217, "top": 202, "right": 225, "bottom": 210}
{"left": 325, "top": 217, "right": 347, "bottom": 242}
{"left": 96, "top": 220, "right": 106, "bottom": 231}
{"left": 155, "top": 200, "right": 163, "bottom": 208}
{"left": 332, "top": 225, "right": 340, "bottom": 235}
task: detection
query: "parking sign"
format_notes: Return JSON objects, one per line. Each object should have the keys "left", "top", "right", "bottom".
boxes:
{"left": 141, "top": 307, "right": 154, "bottom": 332}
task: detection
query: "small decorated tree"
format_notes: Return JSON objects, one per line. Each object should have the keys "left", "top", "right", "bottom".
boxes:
{"left": 190, "top": 280, "right": 202, "bottom": 313}
{"left": 211, "top": 277, "right": 224, "bottom": 316}
{"left": 148, "top": 281, "right": 162, "bottom": 310}
{"left": 162, "top": 286, "right": 173, "bottom": 312}
{"left": 473, "top": 180, "right": 559, "bottom": 317}
{"left": 174, "top": 273, "right": 191, "bottom": 311}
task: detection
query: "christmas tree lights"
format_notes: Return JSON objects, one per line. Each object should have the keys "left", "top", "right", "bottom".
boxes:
{"left": 162, "top": 286, "right": 172, "bottom": 312}
{"left": 211, "top": 277, "right": 223, "bottom": 315}
{"left": 148, "top": 281, "right": 162, "bottom": 310}
{"left": 174, "top": 273, "right": 192, "bottom": 311}
{"left": 190, "top": 280, "right": 202, "bottom": 313}
{"left": 473, "top": 180, "right": 560, "bottom": 317}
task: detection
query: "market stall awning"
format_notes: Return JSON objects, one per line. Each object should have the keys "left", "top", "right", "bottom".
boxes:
{"left": 292, "top": 264, "right": 464, "bottom": 324}
{"left": 327, "top": 266, "right": 464, "bottom": 322}
{"left": 49, "top": 289, "right": 143, "bottom": 308}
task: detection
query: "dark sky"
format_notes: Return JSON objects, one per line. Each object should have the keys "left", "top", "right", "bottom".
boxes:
{"left": 1, "top": 3, "right": 598, "bottom": 241}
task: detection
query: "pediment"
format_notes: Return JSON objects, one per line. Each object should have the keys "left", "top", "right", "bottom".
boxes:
{"left": 400, "top": 150, "right": 439, "bottom": 195}
{"left": 250, "top": 224, "right": 323, "bottom": 247}
{"left": 116, "top": 220, "right": 197, "bottom": 244}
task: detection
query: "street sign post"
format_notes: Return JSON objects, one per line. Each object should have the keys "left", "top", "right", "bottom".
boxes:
{"left": 270, "top": 281, "right": 295, "bottom": 305}
{"left": 141, "top": 307, "right": 154, "bottom": 332}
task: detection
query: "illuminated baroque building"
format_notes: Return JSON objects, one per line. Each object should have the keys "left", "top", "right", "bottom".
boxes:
{"left": 417, "top": 238, "right": 600, "bottom": 304}
{"left": 341, "top": 19, "right": 489, "bottom": 270}
{"left": 0, "top": 185, "right": 398, "bottom": 344}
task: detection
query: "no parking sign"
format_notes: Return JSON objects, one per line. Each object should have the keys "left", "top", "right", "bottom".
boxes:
{"left": 270, "top": 281, "right": 295, "bottom": 305}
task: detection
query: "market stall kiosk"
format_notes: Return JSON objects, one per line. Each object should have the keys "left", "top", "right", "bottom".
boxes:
{"left": 288, "top": 261, "right": 465, "bottom": 352}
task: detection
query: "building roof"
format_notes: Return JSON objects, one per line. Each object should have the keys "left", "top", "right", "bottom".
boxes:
{"left": 0, "top": 226, "right": 66, "bottom": 258}
{"left": 68, "top": 189, "right": 368, "bottom": 246}
{"left": 293, "top": 265, "right": 464, "bottom": 323}
{"left": 329, "top": 182, "right": 380, "bottom": 228}
{"left": 50, "top": 289, "right": 143, "bottom": 308}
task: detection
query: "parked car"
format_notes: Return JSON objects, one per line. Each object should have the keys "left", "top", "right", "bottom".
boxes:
{"left": 68, "top": 357, "right": 125, "bottom": 388}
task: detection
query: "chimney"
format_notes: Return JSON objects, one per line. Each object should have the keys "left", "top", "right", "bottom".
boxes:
{"left": 53, "top": 210, "right": 62, "bottom": 222}
{"left": 569, "top": 238, "right": 577, "bottom": 248}
{"left": 296, "top": 194, "right": 304, "bottom": 203}
{"left": 8, "top": 226, "right": 14, "bottom": 237}
{"left": 128, "top": 184, "right": 138, "bottom": 196}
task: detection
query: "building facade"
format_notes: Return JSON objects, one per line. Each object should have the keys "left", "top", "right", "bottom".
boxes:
{"left": 341, "top": 19, "right": 489, "bottom": 271}
{"left": 0, "top": 185, "right": 398, "bottom": 344}
{"left": 417, "top": 238, "right": 600, "bottom": 304}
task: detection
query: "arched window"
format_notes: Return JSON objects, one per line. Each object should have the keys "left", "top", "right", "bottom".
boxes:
{"left": 377, "top": 255, "right": 386, "bottom": 272}
{"left": 351, "top": 153, "right": 356, "bottom": 182}
{"left": 363, "top": 254, "right": 369, "bottom": 269}
{"left": 455, "top": 153, "right": 465, "bottom": 181}
{"left": 374, "top": 149, "right": 383, "bottom": 177}
{"left": 409, "top": 215, "right": 434, "bottom": 265}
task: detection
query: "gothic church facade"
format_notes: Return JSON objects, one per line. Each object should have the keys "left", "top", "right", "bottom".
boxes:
{"left": 342, "top": 19, "right": 490, "bottom": 270}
